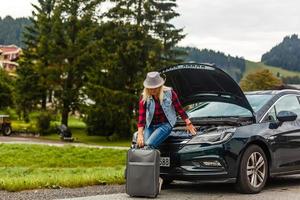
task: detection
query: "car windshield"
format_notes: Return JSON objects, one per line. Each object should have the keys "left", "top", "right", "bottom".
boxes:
{"left": 245, "top": 94, "right": 273, "bottom": 112}
{"left": 186, "top": 94, "right": 273, "bottom": 118}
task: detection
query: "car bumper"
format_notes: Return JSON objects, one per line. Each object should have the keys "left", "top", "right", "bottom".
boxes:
{"left": 159, "top": 142, "right": 239, "bottom": 183}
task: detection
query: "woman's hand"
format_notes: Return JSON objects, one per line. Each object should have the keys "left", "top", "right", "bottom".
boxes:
{"left": 185, "top": 119, "right": 197, "bottom": 136}
{"left": 137, "top": 127, "right": 144, "bottom": 148}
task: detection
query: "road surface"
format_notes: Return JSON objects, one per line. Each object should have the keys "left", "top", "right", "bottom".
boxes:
{"left": 58, "top": 175, "right": 300, "bottom": 200}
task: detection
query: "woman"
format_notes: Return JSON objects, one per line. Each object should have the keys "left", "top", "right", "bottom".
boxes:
{"left": 137, "top": 71, "right": 197, "bottom": 149}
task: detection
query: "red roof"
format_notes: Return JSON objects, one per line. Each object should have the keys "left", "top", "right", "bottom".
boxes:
{"left": 0, "top": 45, "right": 21, "bottom": 54}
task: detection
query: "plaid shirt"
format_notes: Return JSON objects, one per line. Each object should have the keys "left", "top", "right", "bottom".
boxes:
{"left": 137, "top": 90, "right": 188, "bottom": 128}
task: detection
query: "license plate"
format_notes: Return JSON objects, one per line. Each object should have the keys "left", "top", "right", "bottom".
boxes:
{"left": 160, "top": 157, "right": 170, "bottom": 167}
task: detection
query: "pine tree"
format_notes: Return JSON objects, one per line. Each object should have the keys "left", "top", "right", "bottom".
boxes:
{"left": 15, "top": 58, "right": 45, "bottom": 121}
{"left": 19, "top": 0, "right": 56, "bottom": 120}
{"left": 107, "top": 0, "right": 185, "bottom": 67}
{"left": 151, "top": 0, "right": 185, "bottom": 65}
{"left": 84, "top": 21, "right": 162, "bottom": 138}
{"left": 0, "top": 69, "right": 14, "bottom": 110}
{"left": 50, "top": 0, "right": 100, "bottom": 126}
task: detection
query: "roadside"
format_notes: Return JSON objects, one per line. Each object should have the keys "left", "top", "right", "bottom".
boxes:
{"left": 2, "top": 176, "right": 300, "bottom": 200}
{"left": 57, "top": 176, "right": 300, "bottom": 200}
{"left": 0, "top": 184, "right": 125, "bottom": 200}
{"left": 0, "top": 136, "right": 129, "bottom": 150}
{"left": 0, "top": 143, "right": 127, "bottom": 192}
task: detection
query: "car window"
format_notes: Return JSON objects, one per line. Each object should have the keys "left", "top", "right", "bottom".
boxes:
{"left": 262, "top": 95, "right": 300, "bottom": 122}
{"left": 262, "top": 107, "right": 277, "bottom": 122}
{"left": 275, "top": 95, "right": 300, "bottom": 119}
{"left": 246, "top": 94, "right": 273, "bottom": 112}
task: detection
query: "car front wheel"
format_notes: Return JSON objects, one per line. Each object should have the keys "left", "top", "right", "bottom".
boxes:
{"left": 236, "top": 145, "right": 268, "bottom": 194}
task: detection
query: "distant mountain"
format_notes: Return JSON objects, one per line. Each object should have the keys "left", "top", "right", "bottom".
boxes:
{"left": 179, "top": 47, "right": 246, "bottom": 82}
{"left": 0, "top": 16, "right": 31, "bottom": 48}
{"left": 261, "top": 34, "right": 300, "bottom": 71}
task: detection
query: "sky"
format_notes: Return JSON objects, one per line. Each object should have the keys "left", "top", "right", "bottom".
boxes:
{"left": 1, "top": 0, "right": 300, "bottom": 61}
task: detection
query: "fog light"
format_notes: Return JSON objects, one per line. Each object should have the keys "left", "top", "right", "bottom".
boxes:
{"left": 202, "top": 161, "right": 222, "bottom": 167}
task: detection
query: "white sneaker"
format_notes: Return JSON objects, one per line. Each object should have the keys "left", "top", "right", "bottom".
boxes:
{"left": 159, "top": 177, "right": 163, "bottom": 193}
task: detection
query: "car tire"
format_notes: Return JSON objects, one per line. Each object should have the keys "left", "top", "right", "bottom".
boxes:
{"left": 236, "top": 145, "right": 268, "bottom": 194}
{"left": 2, "top": 126, "right": 12, "bottom": 136}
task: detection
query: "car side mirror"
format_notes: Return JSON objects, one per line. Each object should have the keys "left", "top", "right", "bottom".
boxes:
{"left": 269, "top": 111, "right": 297, "bottom": 129}
{"left": 277, "top": 111, "right": 297, "bottom": 122}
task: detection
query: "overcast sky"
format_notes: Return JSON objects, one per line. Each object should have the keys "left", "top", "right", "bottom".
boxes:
{"left": 1, "top": 0, "right": 299, "bottom": 61}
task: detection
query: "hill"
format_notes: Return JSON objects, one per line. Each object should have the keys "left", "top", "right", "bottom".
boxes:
{"left": 180, "top": 46, "right": 300, "bottom": 83}
{"left": 0, "top": 16, "right": 31, "bottom": 48}
{"left": 261, "top": 34, "right": 300, "bottom": 71}
{"left": 180, "top": 47, "right": 246, "bottom": 82}
{"left": 243, "top": 60, "right": 300, "bottom": 81}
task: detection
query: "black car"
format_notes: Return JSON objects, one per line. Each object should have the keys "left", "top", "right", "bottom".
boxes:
{"left": 132, "top": 63, "right": 300, "bottom": 194}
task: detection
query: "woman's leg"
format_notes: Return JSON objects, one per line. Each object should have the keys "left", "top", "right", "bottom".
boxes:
{"left": 143, "top": 125, "right": 154, "bottom": 143}
{"left": 145, "top": 123, "right": 172, "bottom": 149}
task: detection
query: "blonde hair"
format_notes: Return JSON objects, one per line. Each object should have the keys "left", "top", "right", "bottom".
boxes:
{"left": 142, "top": 85, "right": 172, "bottom": 104}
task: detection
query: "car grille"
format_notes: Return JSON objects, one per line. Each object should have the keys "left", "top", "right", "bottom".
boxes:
{"left": 159, "top": 142, "right": 186, "bottom": 152}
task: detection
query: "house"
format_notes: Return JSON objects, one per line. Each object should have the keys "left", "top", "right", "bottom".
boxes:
{"left": 0, "top": 45, "right": 22, "bottom": 72}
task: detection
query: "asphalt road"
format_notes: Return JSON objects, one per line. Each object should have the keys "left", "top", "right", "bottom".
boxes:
{"left": 58, "top": 175, "right": 300, "bottom": 200}
{"left": 0, "top": 136, "right": 128, "bottom": 150}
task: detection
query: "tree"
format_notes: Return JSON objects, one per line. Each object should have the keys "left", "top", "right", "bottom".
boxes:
{"left": 82, "top": 0, "right": 185, "bottom": 139}
{"left": 282, "top": 75, "right": 300, "bottom": 84}
{"left": 179, "top": 47, "right": 246, "bottom": 82}
{"left": 0, "top": 16, "right": 31, "bottom": 47}
{"left": 21, "top": 0, "right": 57, "bottom": 111}
{"left": 261, "top": 34, "right": 300, "bottom": 71}
{"left": 20, "top": 0, "right": 102, "bottom": 126}
{"left": 49, "top": 0, "right": 101, "bottom": 126}
{"left": 15, "top": 58, "right": 45, "bottom": 121}
{"left": 151, "top": 0, "right": 185, "bottom": 65}
{"left": 84, "top": 21, "right": 162, "bottom": 138}
{"left": 107, "top": 0, "right": 185, "bottom": 66}
{"left": 240, "top": 69, "right": 282, "bottom": 91}
{"left": 0, "top": 70, "right": 14, "bottom": 110}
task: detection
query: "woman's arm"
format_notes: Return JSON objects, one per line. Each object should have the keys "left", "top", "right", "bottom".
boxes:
{"left": 171, "top": 90, "right": 189, "bottom": 121}
{"left": 137, "top": 127, "right": 144, "bottom": 147}
{"left": 171, "top": 90, "right": 197, "bottom": 135}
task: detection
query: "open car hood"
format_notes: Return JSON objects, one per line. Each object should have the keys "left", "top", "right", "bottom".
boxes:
{"left": 159, "top": 63, "right": 254, "bottom": 114}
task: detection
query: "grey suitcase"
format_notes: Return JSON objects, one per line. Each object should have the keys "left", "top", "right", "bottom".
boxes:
{"left": 125, "top": 148, "right": 160, "bottom": 198}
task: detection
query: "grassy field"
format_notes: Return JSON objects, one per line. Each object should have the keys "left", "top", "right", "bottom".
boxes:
{"left": 0, "top": 108, "right": 132, "bottom": 147}
{"left": 0, "top": 144, "right": 127, "bottom": 191}
{"left": 244, "top": 61, "right": 300, "bottom": 79}
{"left": 41, "top": 128, "right": 131, "bottom": 147}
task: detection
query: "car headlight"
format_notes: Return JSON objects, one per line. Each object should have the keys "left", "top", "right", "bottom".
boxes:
{"left": 187, "top": 128, "right": 236, "bottom": 145}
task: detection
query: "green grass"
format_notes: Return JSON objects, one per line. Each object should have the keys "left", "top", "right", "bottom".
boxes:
{"left": 50, "top": 117, "right": 87, "bottom": 129}
{"left": 41, "top": 128, "right": 131, "bottom": 147}
{"left": 0, "top": 144, "right": 127, "bottom": 191}
{"left": 11, "top": 120, "right": 37, "bottom": 132}
{"left": 8, "top": 114, "right": 131, "bottom": 147}
{"left": 244, "top": 61, "right": 300, "bottom": 79}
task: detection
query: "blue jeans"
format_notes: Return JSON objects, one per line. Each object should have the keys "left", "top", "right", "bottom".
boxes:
{"left": 144, "top": 122, "right": 172, "bottom": 149}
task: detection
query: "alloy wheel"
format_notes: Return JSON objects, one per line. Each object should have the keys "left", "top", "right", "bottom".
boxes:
{"left": 246, "top": 152, "right": 265, "bottom": 188}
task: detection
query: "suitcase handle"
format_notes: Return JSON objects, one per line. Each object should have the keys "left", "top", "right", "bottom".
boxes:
{"left": 128, "top": 162, "right": 155, "bottom": 166}
{"left": 132, "top": 145, "right": 154, "bottom": 150}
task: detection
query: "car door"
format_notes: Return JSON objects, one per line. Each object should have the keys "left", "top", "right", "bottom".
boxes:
{"left": 263, "top": 95, "right": 300, "bottom": 172}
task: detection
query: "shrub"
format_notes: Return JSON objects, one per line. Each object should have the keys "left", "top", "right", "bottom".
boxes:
{"left": 36, "top": 112, "right": 52, "bottom": 135}
{"left": 83, "top": 88, "right": 137, "bottom": 140}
